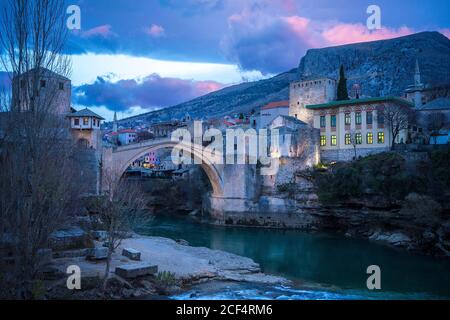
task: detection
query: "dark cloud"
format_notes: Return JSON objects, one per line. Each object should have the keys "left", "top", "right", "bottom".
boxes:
{"left": 73, "top": 74, "right": 225, "bottom": 112}
{"left": 221, "top": 8, "right": 324, "bottom": 75}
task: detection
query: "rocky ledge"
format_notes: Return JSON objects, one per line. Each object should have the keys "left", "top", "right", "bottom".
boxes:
{"left": 47, "top": 235, "right": 288, "bottom": 299}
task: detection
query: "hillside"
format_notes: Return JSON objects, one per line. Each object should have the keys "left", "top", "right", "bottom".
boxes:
{"left": 298, "top": 31, "right": 450, "bottom": 97}
{"left": 118, "top": 31, "right": 450, "bottom": 126}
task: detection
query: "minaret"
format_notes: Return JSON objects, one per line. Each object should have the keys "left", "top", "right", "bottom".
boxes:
{"left": 113, "top": 111, "right": 118, "bottom": 133}
{"left": 414, "top": 59, "right": 422, "bottom": 88}
{"left": 413, "top": 59, "right": 424, "bottom": 108}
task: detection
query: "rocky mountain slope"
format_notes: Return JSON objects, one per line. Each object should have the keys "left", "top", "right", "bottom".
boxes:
{"left": 119, "top": 31, "right": 450, "bottom": 125}
{"left": 298, "top": 31, "right": 450, "bottom": 97}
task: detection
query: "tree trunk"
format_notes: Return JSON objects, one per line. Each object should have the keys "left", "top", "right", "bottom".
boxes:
{"left": 102, "top": 249, "right": 113, "bottom": 292}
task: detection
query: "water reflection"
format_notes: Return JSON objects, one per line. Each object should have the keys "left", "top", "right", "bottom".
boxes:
{"left": 139, "top": 214, "right": 450, "bottom": 298}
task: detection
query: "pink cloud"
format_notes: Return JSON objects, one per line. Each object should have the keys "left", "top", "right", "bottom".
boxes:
{"left": 81, "top": 24, "right": 118, "bottom": 39}
{"left": 439, "top": 28, "right": 450, "bottom": 39}
{"left": 322, "top": 23, "right": 414, "bottom": 46}
{"left": 145, "top": 24, "right": 165, "bottom": 38}
{"left": 282, "top": 16, "right": 325, "bottom": 48}
{"left": 196, "top": 81, "right": 224, "bottom": 93}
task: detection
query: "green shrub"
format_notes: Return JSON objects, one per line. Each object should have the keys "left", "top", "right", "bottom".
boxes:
{"left": 313, "top": 152, "right": 429, "bottom": 204}
{"left": 155, "top": 271, "right": 177, "bottom": 287}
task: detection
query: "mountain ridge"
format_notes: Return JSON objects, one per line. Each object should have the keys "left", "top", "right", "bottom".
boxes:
{"left": 116, "top": 31, "right": 450, "bottom": 126}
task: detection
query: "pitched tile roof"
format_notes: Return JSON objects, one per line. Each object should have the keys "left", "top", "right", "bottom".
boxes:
{"left": 67, "top": 108, "right": 105, "bottom": 119}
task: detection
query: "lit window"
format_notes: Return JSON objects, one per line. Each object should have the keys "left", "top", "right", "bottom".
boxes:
{"left": 355, "top": 133, "right": 362, "bottom": 144}
{"left": 355, "top": 112, "right": 362, "bottom": 125}
{"left": 320, "top": 136, "right": 326, "bottom": 146}
{"left": 345, "top": 134, "right": 351, "bottom": 145}
{"left": 320, "top": 116, "right": 326, "bottom": 128}
{"left": 345, "top": 113, "right": 351, "bottom": 125}
{"left": 378, "top": 132, "right": 385, "bottom": 144}
{"left": 366, "top": 111, "right": 373, "bottom": 125}
{"left": 330, "top": 115, "right": 337, "bottom": 128}
{"left": 83, "top": 117, "right": 89, "bottom": 125}
{"left": 331, "top": 135, "right": 337, "bottom": 146}
{"left": 367, "top": 133, "right": 373, "bottom": 144}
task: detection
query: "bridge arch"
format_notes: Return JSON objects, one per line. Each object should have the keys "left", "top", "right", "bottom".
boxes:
{"left": 111, "top": 139, "right": 224, "bottom": 197}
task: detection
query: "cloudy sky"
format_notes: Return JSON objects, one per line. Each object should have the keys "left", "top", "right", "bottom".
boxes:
{"left": 8, "top": 0, "right": 450, "bottom": 120}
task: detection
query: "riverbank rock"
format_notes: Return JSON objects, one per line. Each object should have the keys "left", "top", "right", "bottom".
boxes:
{"left": 122, "top": 248, "right": 141, "bottom": 261}
{"left": 49, "top": 227, "right": 90, "bottom": 251}
{"left": 87, "top": 247, "right": 108, "bottom": 260}
{"left": 175, "top": 239, "right": 189, "bottom": 246}
{"left": 115, "top": 263, "right": 158, "bottom": 279}
{"left": 369, "top": 231, "right": 412, "bottom": 247}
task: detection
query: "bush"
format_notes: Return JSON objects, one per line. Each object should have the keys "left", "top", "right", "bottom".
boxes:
{"left": 155, "top": 271, "right": 177, "bottom": 287}
{"left": 400, "top": 193, "right": 442, "bottom": 226}
{"left": 313, "top": 152, "right": 426, "bottom": 204}
{"left": 430, "top": 147, "right": 450, "bottom": 189}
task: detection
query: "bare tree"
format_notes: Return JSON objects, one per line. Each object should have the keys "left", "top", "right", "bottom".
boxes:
{"left": 0, "top": 0, "right": 78, "bottom": 299}
{"left": 379, "top": 104, "right": 416, "bottom": 150}
{"left": 88, "top": 169, "right": 151, "bottom": 291}
{"left": 427, "top": 112, "right": 446, "bottom": 145}
{"left": 348, "top": 129, "right": 359, "bottom": 160}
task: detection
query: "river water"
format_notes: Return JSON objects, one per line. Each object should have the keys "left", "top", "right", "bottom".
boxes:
{"left": 138, "top": 214, "right": 450, "bottom": 300}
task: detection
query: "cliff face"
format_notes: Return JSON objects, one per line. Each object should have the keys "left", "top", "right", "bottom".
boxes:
{"left": 118, "top": 32, "right": 450, "bottom": 126}
{"left": 298, "top": 31, "right": 450, "bottom": 97}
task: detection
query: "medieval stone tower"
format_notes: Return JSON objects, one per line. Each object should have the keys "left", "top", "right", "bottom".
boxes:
{"left": 289, "top": 76, "right": 337, "bottom": 125}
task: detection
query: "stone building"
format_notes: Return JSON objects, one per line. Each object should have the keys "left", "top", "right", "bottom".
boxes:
{"left": 405, "top": 59, "right": 450, "bottom": 107}
{"left": 306, "top": 97, "right": 413, "bottom": 161}
{"left": 259, "top": 100, "right": 289, "bottom": 129}
{"left": 11, "top": 67, "right": 71, "bottom": 115}
{"left": 118, "top": 129, "right": 138, "bottom": 145}
{"left": 150, "top": 120, "right": 186, "bottom": 138}
{"left": 403, "top": 59, "right": 450, "bottom": 144}
{"left": 262, "top": 115, "right": 320, "bottom": 191}
{"left": 67, "top": 108, "right": 104, "bottom": 150}
{"left": 289, "top": 76, "right": 337, "bottom": 125}
{"left": 415, "top": 97, "right": 450, "bottom": 144}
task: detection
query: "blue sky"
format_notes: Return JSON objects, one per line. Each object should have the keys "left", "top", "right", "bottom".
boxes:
{"left": 19, "top": 1, "right": 450, "bottom": 120}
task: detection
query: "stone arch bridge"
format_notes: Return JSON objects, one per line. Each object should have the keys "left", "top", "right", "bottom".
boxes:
{"left": 101, "top": 137, "right": 259, "bottom": 218}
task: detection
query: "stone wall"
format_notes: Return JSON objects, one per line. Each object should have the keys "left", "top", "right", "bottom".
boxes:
{"left": 262, "top": 126, "right": 320, "bottom": 193}
{"left": 321, "top": 147, "right": 390, "bottom": 162}
{"left": 74, "top": 148, "right": 101, "bottom": 195}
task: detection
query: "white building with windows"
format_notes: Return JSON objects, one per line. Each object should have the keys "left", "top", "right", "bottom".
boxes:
{"left": 67, "top": 108, "right": 104, "bottom": 150}
{"left": 118, "top": 129, "right": 137, "bottom": 145}
{"left": 259, "top": 101, "right": 289, "bottom": 129}
{"left": 305, "top": 97, "right": 413, "bottom": 161}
